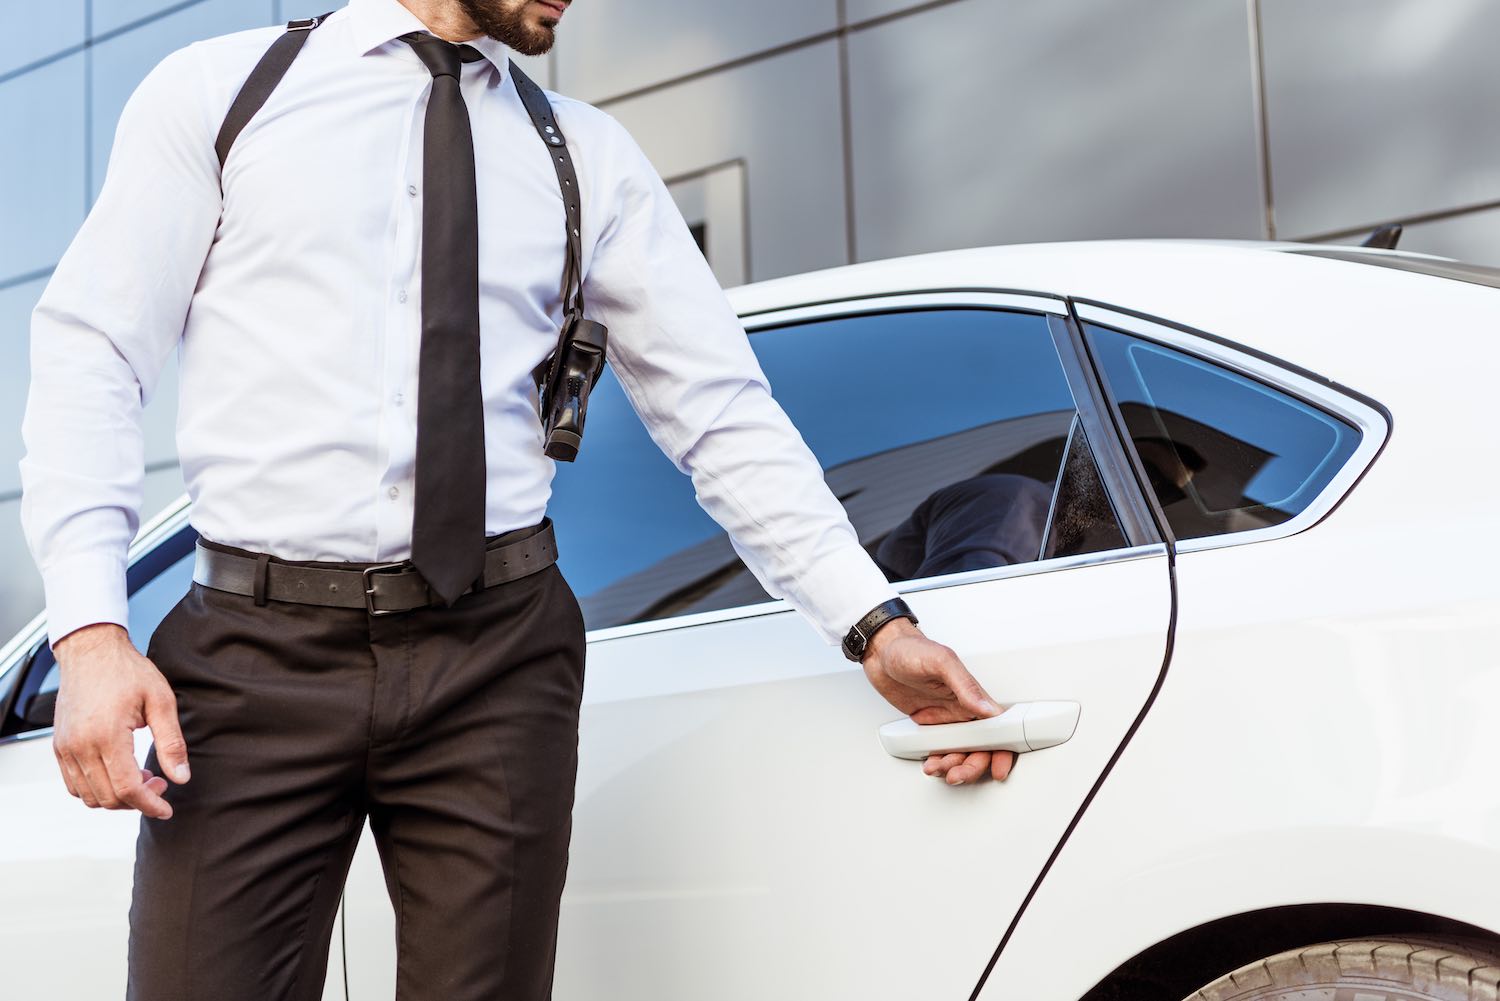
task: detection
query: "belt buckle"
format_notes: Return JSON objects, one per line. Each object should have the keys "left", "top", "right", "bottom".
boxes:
{"left": 362, "top": 562, "right": 416, "bottom": 617}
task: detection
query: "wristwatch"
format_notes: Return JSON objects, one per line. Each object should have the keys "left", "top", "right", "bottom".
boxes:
{"left": 841, "top": 597, "right": 918, "bottom": 663}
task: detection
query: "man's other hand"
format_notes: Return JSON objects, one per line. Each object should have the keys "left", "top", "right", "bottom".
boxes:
{"left": 51, "top": 623, "right": 190, "bottom": 819}
{"left": 859, "top": 618, "right": 1015, "bottom": 785}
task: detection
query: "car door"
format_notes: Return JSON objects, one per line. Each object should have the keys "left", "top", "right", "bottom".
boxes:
{"left": 340, "top": 291, "right": 1174, "bottom": 998}
{"left": 0, "top": 513, "right": 347, "bottom": 999}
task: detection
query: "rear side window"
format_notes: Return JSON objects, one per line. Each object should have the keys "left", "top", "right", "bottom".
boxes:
{"left": 1085, "top": 324, "right": 1361, "bottom": 541}
{"left": 551, "top": 308, "right": 1128, "bottom": 631}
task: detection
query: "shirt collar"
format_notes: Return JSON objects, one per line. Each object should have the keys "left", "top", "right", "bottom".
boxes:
{"left": 344, "top": 0, "right": 513, "bottom": 80}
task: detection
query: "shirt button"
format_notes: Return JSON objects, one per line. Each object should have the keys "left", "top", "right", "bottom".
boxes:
{"left": 388, "top": 486, "right": 400, "bottom": 499}
{"left": 397, "top": 290, "right": 409, "bottom": 304}
{"left": 393, "top": 392, "right": 404, "bottom": 406}
{"left": 407, "top": 184, "right": 418, "bottom": 196}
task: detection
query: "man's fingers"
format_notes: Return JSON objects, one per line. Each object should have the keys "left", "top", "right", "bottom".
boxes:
{"left": 921, "top": 749, "right": 1017, "bottom": 784}
{"left": 928, "top": 751, "right": 966, "bottom": 778}
{"left": 102, "top": 738, "right": 171, "bottom": 819}
{"left": 54, "top": 748, "right": 81, "bottom": 799}
{"left": 71, "top": 752, "right": 113, "bottom": 808}
{"left": 144, "top": 687, "right": 191, "bottom": 784}
{"left": 58, "top": 753, "right": 90, "bottom": 803}
{"left": 910, "top": 704, "right": 977, "bottom": 726}
{"left": 946, "top": 750, "right": 991, "bottom": 785}
{"left": 940, "top": 660, "right": 1001, "bottom": 718}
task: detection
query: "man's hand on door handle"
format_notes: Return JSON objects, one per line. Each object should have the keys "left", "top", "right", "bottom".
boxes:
{"left": 859, "top": 618, "right": 1016, "bottom": 785}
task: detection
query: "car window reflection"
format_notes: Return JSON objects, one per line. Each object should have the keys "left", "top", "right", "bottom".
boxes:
{"left": 552, "top": 309, "right": 1129, "bottom": 631}
{"left": 1086, "top": 324, "right": 1361, "bottom": 541}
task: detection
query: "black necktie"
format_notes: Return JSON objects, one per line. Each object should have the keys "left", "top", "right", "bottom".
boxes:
{"left": 400, "top": 33, "right": 487, "bottom": 605}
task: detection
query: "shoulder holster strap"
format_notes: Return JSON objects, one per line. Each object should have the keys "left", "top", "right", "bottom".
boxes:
{"left": 215, "top": 13, "right": 332, "bottom": 169}
{"left": 508, "top": 61, "right": 585, "bottom": 319}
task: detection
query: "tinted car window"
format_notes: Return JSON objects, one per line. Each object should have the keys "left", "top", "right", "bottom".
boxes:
{"left": 1086, "top": 324, "right": 1361, "bottom": 541}
{"left": 552, "top": 308, "right": 1123, "bottom": 630}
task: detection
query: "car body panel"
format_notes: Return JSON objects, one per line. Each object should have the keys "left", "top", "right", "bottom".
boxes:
{"left": 979, "top": 531, "right": 1500, "bottom": 998}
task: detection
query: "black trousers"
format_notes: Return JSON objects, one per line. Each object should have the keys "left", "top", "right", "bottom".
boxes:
{"left": 127, "top": 523, "right": 587, "bottom": 1000}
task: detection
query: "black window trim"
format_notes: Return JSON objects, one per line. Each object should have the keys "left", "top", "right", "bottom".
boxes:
{"left": 1070, "top": 299, "right": 1391, "bottom": 555}
{"left": 1045, "top": 313, "right": 1163, "bottom": 549}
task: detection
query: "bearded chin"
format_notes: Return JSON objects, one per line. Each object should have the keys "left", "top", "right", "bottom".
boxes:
{"left": 455, "top": 0, "right": 558, "bottom": 56}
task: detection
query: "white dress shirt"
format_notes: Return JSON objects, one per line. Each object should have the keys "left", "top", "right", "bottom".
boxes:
{"left": 19, "top": 0, "right": 897, "bottom": 649}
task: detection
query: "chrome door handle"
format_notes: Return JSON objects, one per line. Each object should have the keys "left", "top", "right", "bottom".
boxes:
{"left": 878, "top": 701, "right": 1080, "bottom": 760}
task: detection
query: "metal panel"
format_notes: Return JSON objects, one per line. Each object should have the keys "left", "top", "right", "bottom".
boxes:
{"left": 845, "top": 0, "right": 932, "bottom": 26}
{"left": 666, "top": 161, "right": 749, "bottom": 287}
{"left": 90, "top": 0, "right": 254, "bottom": 38}
{"left": 555, "top": 0, "right": 837, "bottom": 103}
{"left": 0, "top": 54, "right": 85, "bottom": 280}
{"left": 279, "top": 0, "right": 341, "bottom": 19}
{"left": 89, "top": 0, "right": 275, "bottom": 201}
{"left": 1263, "top": 0, "right": 1500, "bottom": 238}
{"left": 603, "top": 41, "right": 849, "bottom": 282}
{"left": 846, "top": 0, "right": 1263, "bottom": 261}
{"left": 0, "top": 0, "right": 84, "bottom": 76}
{"left": 0, "top": 276, "right": 47, "bottom": 496}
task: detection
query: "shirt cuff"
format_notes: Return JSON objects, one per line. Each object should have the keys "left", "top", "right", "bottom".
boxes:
{"left": 789, "top": 542, "right": 900, "bottom": 647}
{"left": 41, "top": 549, "right": 130, "bottom": 651}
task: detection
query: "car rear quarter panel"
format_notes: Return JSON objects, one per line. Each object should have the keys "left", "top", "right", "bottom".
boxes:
{"left": 974, "top": 263, "right": 1500, "bottom": 999}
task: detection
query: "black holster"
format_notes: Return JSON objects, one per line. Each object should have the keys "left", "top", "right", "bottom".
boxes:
{"left": 536, "top": 314, "right": 608, "bottom": 462}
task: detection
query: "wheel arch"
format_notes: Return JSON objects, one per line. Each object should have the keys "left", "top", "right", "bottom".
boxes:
{"left": 1077, "top": 903, "right": 1500, "bottom": 1001}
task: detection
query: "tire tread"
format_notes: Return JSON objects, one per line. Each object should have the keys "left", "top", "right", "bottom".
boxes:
{"left": 1181, "top": 936, "right": 1500, "bottom": 1001}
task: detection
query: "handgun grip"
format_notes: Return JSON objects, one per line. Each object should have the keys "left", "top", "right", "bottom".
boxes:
{"left": 543, "top": 318, "right": 608, "bottom": 462}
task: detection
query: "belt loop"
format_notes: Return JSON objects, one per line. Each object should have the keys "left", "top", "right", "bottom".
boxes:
{"left": 253, "top": 552, "right": 272, "bottom": 607}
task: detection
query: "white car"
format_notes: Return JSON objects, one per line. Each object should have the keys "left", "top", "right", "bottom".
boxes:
{"left": 3, "top": 240, "right": 1498, "bottom": 1001}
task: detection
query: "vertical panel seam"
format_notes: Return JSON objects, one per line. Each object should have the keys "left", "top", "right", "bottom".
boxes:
{"left": 83, "top": 0, "right": 94, "bottom": 209}
{"left": 836, "top": 0, "right": 857, "bottom": 265}
{"left": 1246, "top": 0, "right": 1276, "bottom": 240}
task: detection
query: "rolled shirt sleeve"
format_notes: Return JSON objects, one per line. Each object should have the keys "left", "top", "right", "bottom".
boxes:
{"left": 19, "top": 44, "right": 222, "bottom": 649}
{"left": 577, "top": 111, "right": 898, "bottom": 646}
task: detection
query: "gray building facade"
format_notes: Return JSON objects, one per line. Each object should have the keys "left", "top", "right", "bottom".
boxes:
{"left": 2, "top": 0, "right": 1497, "bottom": 636}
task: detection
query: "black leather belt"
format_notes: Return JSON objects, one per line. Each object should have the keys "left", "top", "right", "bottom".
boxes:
{"left": 192, "top": 520, "right": 558, "bottom": 615}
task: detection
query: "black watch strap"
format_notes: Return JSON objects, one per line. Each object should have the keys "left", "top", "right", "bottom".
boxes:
{"left": 842, "top": 597, "right": 918, "bottom": 663}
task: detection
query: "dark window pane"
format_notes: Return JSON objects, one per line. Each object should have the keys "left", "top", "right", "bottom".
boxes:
{"left": 1086, "top": 324, "right": 1361, "bottom": 541}
{"left": 552, "top": 309, "right": 1116, "bottom": 630}
{"left": 124, "top": 549, "right": 196, "bottom": 656}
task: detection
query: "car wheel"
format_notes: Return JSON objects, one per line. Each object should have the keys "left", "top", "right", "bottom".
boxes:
{"left": 1183, "top": 937, "right": 1500, "bottom": 1001}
